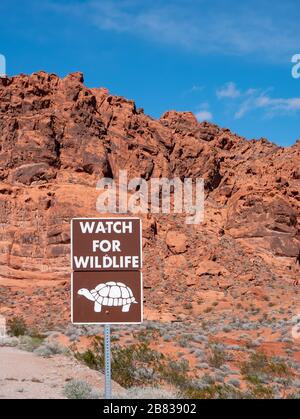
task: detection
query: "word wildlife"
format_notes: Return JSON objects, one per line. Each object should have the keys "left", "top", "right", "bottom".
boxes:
{"left": 73, "top": 220, "right": 140, "bottom": 270}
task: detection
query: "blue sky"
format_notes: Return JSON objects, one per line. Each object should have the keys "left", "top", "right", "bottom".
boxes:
{"left": 1, "top": 0, "right": 300, "bottom": 146}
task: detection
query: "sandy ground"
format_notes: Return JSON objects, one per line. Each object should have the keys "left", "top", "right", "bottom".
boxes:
{"left": 0, "top": 347, "right": 123, "bottom": 399}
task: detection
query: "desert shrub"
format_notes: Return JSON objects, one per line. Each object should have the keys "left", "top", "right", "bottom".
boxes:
{"left": 7, "top": 317, "right": 27, "bottom": 337}
{"left": 28, "top": 329, "right": 46, "bottom": 340}
{"left": 223, "top": 326, "right": 232, "bottom": 333}
{"left": 202, "top": 374, "right": 215, "bottom": 385}
{"left": 76, "top": 338, "right": 288, "bottom": 399}
{"left": 182, "top": 380, "right": 275, "bottom": 400}
{"left": 76, "top": 338, "right": 191, "bottom": 391}
{"left": 75, "top": 338, "right": 294, "bottom": 399}
{"left": 197, "top": 362, "right": 210, "bottom": 370}
{"left": 194, "top": 348, "right": 205, "bottom": 359}
{"left": 76, "top": 338, "right": 164, "bottom": 388}
{"left": 183, "top": 383, "right": 246, "bottom": 400}
{"left": 112, "top": 342, "right": 163, "bottom": 387}
{"left": 215, "top": 372, "right": 225, "bottom": 383}
{"left": 178, "top": 337, "right": 188, "bottom": 348}
{"left": 18, "top": 336, "right": 44, "bottom": 352}
{"left": 158, "top": 359, "right": 190, "bottom": 390}
{"left": 248, "top": 384, "right": 274, "bottom": 399}
{"left": 34, "top": 346, "right": 54, "bottom": 358}
{"left": 34, "top": 341, "right": 68, "bottom": 357}
{"left": 0, "top": 336, "right": 19, "bottom": 347}
{"left": 133, "top": 367, "right": 158, "bottom": 382}
{"left": 227, "top": 379, "right": 241, "bottom": 389}
{"left": 65, "top": 325, "right": 82, "bottom": 338}
{"left": 63, "top": 380, "right": 100, "bottom": 399}
{"left": 133, "top": 329, "right": 158, "bottom": 343}
{"left": 208, "top": 346, "right": 228, "bottom": 369}
{"left": 241, "top": 352, "right": 293, "bottom": 385}
{"left": 77, "top": 348, "right": 99, "bottom": 369}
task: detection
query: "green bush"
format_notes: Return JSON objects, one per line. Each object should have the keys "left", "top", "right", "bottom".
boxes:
{"left": 7, "top": 317, "right": 27, "bottom": 337}
{"left": 77, "top": 348, "right": 100, "bottom": 369}
{"left": 184, "top": 383, "right": 245, "bottom": 400}
{"left": 208, "top": 346, "right": 228, "bottom": 369}
{"left": 18, "top": 336, "right": 44, "bottom": 352}
{"left": 76, "top": 338, "right": 163, "bottom": 388}
{"left": 248, "top": 384, "right": 274, "bottom": 399}
{"left": 63, "top": 380, "right": 100, "bottom": 399}
{"left": 34, "top": 341, "right": 69, "bottom": 357}
{"left": 75, "top": 339, "right": 294, "bottom": 399}
{"left": 158, "top": 359, "right": 189, "bottom": 390}
{"left": 241, "top": 352, "right": 293, "bottom": 385}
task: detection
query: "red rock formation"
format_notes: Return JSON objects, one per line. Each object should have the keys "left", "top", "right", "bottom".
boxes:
{"left": 0, "top": 72, "right": 299, "bottom": 327}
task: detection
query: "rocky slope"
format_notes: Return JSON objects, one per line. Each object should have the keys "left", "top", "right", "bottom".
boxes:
{"left": 0, "top": 71, "right": 299, "bottom": 328}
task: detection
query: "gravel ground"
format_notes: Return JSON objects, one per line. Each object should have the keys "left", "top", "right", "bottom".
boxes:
{"left": 0, "top": 347, "right": 123, "bottom": 399}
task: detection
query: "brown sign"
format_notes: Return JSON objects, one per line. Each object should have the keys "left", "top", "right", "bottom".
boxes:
{"left": 71, "top": 217, "right": 143, "bottom": 324}
{"left": 72, "top": 271, "right": 143, "bottom": 324}
{"left": 71, "top": 218, "right": 142, "bottom": 271}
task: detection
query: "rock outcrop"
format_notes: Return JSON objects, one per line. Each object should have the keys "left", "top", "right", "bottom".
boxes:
{"left": 0, "top": 72, "right": 299, "bottom": 326}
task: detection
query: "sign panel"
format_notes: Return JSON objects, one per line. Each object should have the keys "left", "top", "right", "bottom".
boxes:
{"left": 72, "top": 271, "right": 143, "bottom": 324}
{"left": 71, "top": 217, "right": 143, "bottom": 325}
{"left": 71, "top": 218, "right": 142, "bottom": 271}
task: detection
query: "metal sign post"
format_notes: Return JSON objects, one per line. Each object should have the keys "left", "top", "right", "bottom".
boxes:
{"left": 104, "top": 324, "right": 112, "bottom": 399}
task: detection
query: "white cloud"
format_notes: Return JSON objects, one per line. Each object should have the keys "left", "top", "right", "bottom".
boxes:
{"left": 256, "top": 96, "right": 300, "bottom": 111}
{"left": 182, "top": 85, "right": 204, "bottom": 96}
{"left": 47, "top": 0, "right": 300, "bottom": 61}
{"left": 196, "top": 110, "right": 213, "bottom": 121}
{"left": 190, "top": 85, "right": 204, "bottom": 92}
{"left": 234, "top": 89, "right": 300, "bottom": 119}
{"left": 216, "top": 82, "right": 300, "bottom": 119}
{"left": 217, "top": 82, "right": 240, "bottom": 99}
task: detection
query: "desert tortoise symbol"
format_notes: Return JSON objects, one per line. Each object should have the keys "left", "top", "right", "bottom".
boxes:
{"left": 78, "top": 282, "right": 138, "bottom": 313}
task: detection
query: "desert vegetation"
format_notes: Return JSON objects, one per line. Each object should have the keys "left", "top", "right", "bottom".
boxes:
{"left": 73, "top": 324, "right": 300, "bottom": 399}
{"left": 1, "top": 315, "right": 300, "bottom": 399}
{"left": 2, "top": 316, "right": 68, "bottom": 357}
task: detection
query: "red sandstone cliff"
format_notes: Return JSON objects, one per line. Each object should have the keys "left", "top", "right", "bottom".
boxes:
{"left": 0, "top": 72, "right": 299, "bottom": 326}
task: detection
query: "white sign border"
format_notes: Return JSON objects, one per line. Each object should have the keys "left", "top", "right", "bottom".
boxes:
{"left": 70, "top": 217, "right": 143, "bottom": 325}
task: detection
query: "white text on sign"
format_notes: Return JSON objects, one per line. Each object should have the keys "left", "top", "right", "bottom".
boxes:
{"left": 73, "top": 255, "right": 140, "bottom": 270}
{"left": 79, "top": 220, "right": 133, "bottom": 234}
{"left": 73, "top": 219, "right": 141, "bottom": 270}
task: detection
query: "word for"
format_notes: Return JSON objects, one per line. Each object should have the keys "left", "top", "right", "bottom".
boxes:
{"left": 92, "top": 240, "right": 121, "bottom": 252}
